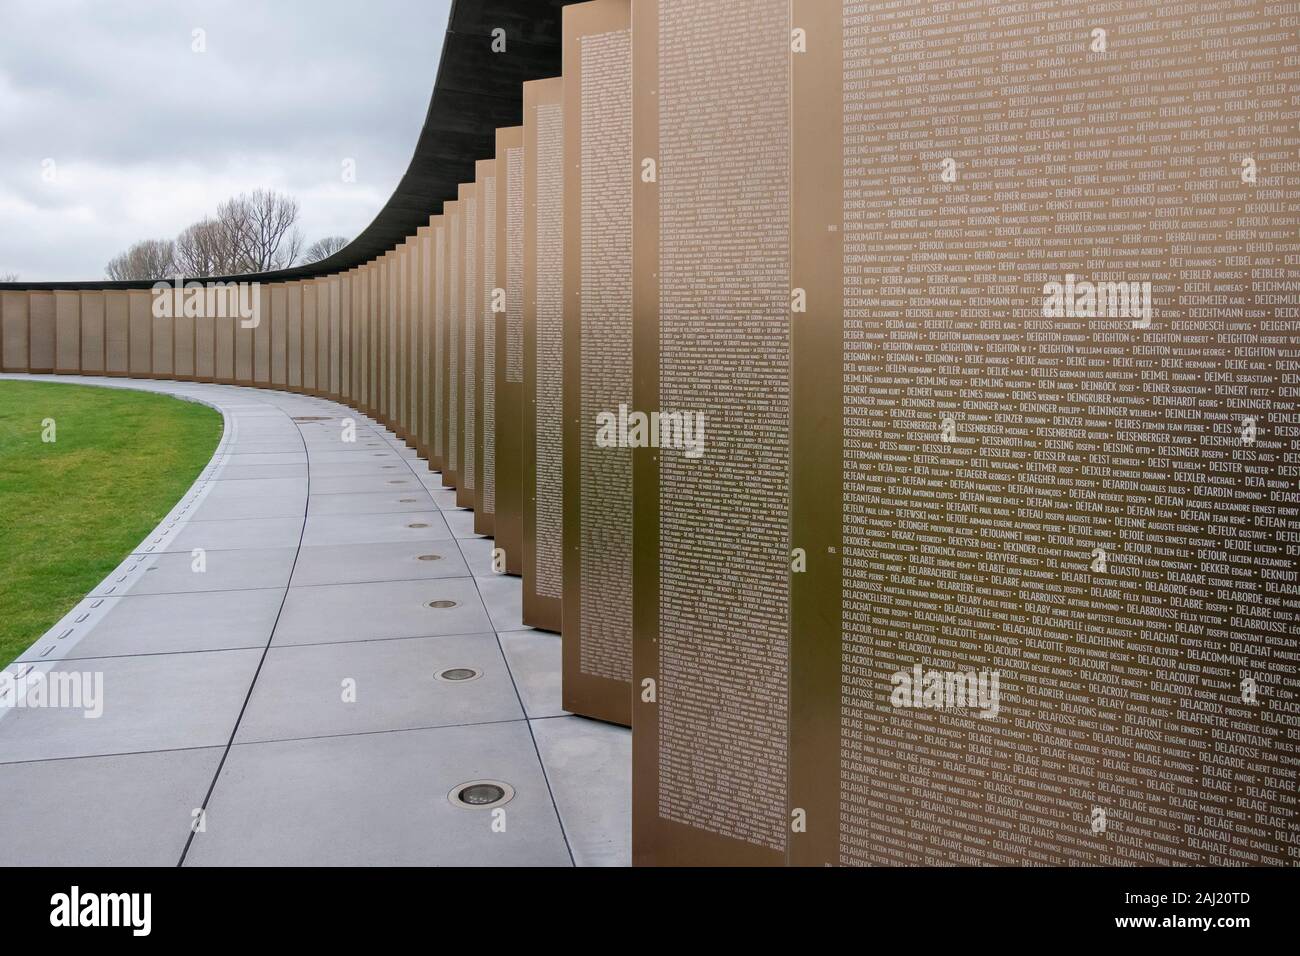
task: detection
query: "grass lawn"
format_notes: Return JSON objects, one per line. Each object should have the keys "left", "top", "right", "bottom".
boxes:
{"left": 0, "top": 380, "right": 222, "bottom": 665}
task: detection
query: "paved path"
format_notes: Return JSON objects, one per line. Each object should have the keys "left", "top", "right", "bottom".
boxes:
{"left": 0, "top": 374, "right": 630, "bottom": 866}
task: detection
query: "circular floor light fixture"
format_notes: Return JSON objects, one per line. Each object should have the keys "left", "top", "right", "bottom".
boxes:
{"left": 427, "top": 599, "right": 457, "bottom": 609}
{"left": 435, "top": 667, "right": 482, "bottom": 683}
{"left": 448, "top": 780, "right": 514, "bottom": 810}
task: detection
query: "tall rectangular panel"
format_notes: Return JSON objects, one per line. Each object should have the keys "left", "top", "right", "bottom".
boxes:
{"left": 286, "top": 282, "right": 303, "bottom": 389}
{"left": 193, "top": 303, "right": 215, "bottom": 382}
{"left": 430, "top": 220, "right": 446, "bottom": 470}
{"left": 271, "top": 284, "right": 288, "bottom": 386}
{"left": 339, "top": 275, "right": 351, "bottom": 401}
{"left": 458, "top": 182, "right": 479, "bottom": 508}
{"left": 410, "top": 234, "right": 427, "bottom": 456}
{"left": 234, "top": 289, "right": 256, "bottom": 384}
{"left": 494, "top": 126, "right": 526, "bottom": 575}
{"left": 174, "top": 300, "right": 196, "bottom": 380}
{"left": 442, "top": 202, "right": 461, "bottom": 489}
{"left": 562, "top": 0, "right": 633, "bottom": 725}
{"left": 631, "top": 0, "right": 791, "bottom": 865}
{"left": 316, "top": 277, "right": 330, "bottom": 397}
{"left": 150, "top": 293, "right": 173, "bottom": 377}
{"left": 104, "top": 291, "right": 128, "bottom": 375}
{"left": 522, "top": 77, "right": 564, "bottom": 633}
{"left": 474, "top": 159, "right": 498, "bottom": 537}
{"left": 398, "top": 243, "right": 413, "bottom": 441}
{"left": 254, "top": 282, "right": 271, "bottom": 384}
{"left": 367, "top": 263, "right": 379, "bottom": 415}
{"left": 632, "top": 0, "right": 1300, "bottom": 870}
{"left": 79, "top": 291, "right": 105, "bottom": 373}
{"left": 417, "top": 225, "right": 435, "bottom": 462}
{"left": 127, "top": 291, "right": 151, "bottom": 376}
{"left": 329, "top": 276, "right": 342, "bottom": 399}
{"left": 54, "top": 291, "right": 80, "bottom": 373}
{"left": 1, "top": 292, "right": 30, "bottom": 371}
{"left": 27, "top": 293, "right": 54, "bottom": 372}
{"left": 378, "top": 255, "right": 390, "bottom": 425}
{"left": 302, "top": 280, "right": 318, "bottom": 393}
{"left": 214, "top": 311, "right": 236, "bottom": 384}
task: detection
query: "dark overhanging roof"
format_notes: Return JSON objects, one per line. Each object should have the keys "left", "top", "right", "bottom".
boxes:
{"left": 2, "top": 0, "right": 576, "bottom": 292}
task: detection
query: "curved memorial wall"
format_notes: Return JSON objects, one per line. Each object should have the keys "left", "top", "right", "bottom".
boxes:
{"left": 1, "top": 0, "right": 1295, "bottom": 866}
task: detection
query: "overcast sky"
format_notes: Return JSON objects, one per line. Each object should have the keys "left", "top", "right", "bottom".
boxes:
{"left": 0, "top": 0, "right": 451, "bottom": 280}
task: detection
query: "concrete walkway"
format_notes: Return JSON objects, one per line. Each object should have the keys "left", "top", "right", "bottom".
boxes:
{"left": 0, "top": 374, "right": 630, "bottom": 866}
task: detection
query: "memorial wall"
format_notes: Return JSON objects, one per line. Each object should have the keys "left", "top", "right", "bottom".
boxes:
{"left": 562, "top": 0, "right": 634, "bottom": 725}
{"left": 3, "top": 0, "right": 1295, "bottom": 867}
{"left": 522, "top": 77, "right": 566, "bottom": 633}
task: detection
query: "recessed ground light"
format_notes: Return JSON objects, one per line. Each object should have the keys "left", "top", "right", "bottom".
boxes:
{"left": 427, "top": 600, "right": 457, "bottom": 609}
{"left": 387, "top": 480, "right": 407, "bottom": 484}
{"left": 408, "top": 522, "right": 430, "bottom": 528}
{"left": 448, "top": 780, "right": 514, "bottom": 810}
{"left": 417, "top": 553, "right": 442, "bottom": 561}
{"left": 399, "top": 498, "right": 419, "bottom": 503}
{"left": 292, "top": 416, "right": 330, "bottom": 422}
{"left": 435, "top": 667, "right": 482, "bottom": 683}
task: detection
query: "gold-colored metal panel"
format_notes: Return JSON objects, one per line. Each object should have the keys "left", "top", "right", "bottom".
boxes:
{"left": 79, "top": 291, "right": 105, "bottom": 373}
{"left": 329, "top": 276, "right": 342, "bottom": 399}
{"left": 286, "top": 281, "right": 303, "bottom": 389}
{"left": 270, "top": 284, "right": 288, "bottom": 386}
{"left": 104, "top": 291, "right": 129, "bottom": 375}
{"left": 28, "top": 292, "right": 55, "bottom": 372}
{"left": 630, "top": 0, "right": 790, "bottom": 866}
{"left": 150, "top": 292, "right": 173, "bottom": 377}
{"left": 214, "top": 310, "right": 236, "bottom": 384}
{"left": 174, "top": 298, "right": 196, "bottom": 380}
{"left": 54, "top": 291, "right": 80, "bottom": 373}
{"left": 315, "top": 276, "right": 330, "bottom": 397}
{"left": 561, "top": 0, "right": 632, "bottom": 726}
{"left": 234, "top": 288, "right": 256, "bottom": 384}
{"left": 474, "top": 159, "right": 498, "bottom": 537}
{"left": 1, "top": 292, "right": 30, "bottom": 371}
{"left": 428, "top": 219, "right": 445, "bottom": 470}
{"left": 127, "top": 291, "right": 152, "bottom": 376}
{"left": 457, "top": 182, "right": 479, "bottom": 508}
{"left": 254, "top": 282, "right": 271, "bottom": 384}
{"left": 441, "top": 202, "right": 461, "bottom": 489}
{"left": 522, "top": 77, "right": 564, "bottom": 633}
{"left": 494, "top": 127, "right": 525, "bottom": 576}
{"left": 302, "top": 280, "right": 318, "bottom": 393}
{"left": 193, "top": 302, "right": 215, "bottom": 381}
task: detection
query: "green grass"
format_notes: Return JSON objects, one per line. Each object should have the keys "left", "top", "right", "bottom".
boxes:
{"left": 0, "top": 380, "right": 222, "bottom": 665}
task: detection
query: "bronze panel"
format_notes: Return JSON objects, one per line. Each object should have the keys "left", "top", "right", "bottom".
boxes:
{"left": 214, "top": 311, "right": 235, "bottom": 384}
{"left": 234, "top": 288, "right": 256, "bottom": 385}
{"left": 28, "top": 293, "right": 54, "bottom": 372}
{"left": 474, "top": 159, "right": 498, "bottom": 537}
{"left": 338, "top": 274, "right": 351, "bottom": 402}
{"left": 104, "top": 291, "right": 129, "bottom": 375}
{"left": 630, "top": 0, "right": 790, "bottom": 866}
{"left": 379, "top": 254, "right": 391, "bottom": 425}
{"left": 174, "top": 298, "right": 197, "bottom": 381}
{"left": 287, "top": 281, "right": 303, "bottom": 389}
{"left": 127, "top": 291, "right": 151, "bottom": 376}
{"left": 2, "top": 292, "right": 30, "bottom": 371}
{"left": 54, "top": 291, "right": 80, "bottom": 373}
{"left": 403, "top": 242, "right": 417, "bottom": 442}
{"left": 522, "top": 77, "right": 564, "bottom": 633}
{"left": 458, "top": 182, "right": 479, "bottom": 508}
{"left": 441, "top": 203, "right": 461, "bottom": 489}
{"left": 315, "top": 277, "right": 330, "bottom": 397}
{"left": 562, "top": 0, "right": 632, "bottom": 725}
{"left": 494, "top": 126, "right": 526, "bottom": 576}
{"left": 254, "top": 282, "right": 271, "bottom": 385}
{"left": 270, "top": 284, "right": 288, "bottom": 386}
{"left": 150, "top": 294, "right": 173, "bottom": 378}
{"left": 329, "top": 276, "right": 341, "bottom": 399}
{"left": 193, "top": 303, "right": 215, "bottom": 382}
{"left": 302, "top": 280, "right": 318, "bottom": 393}
{"left": 431, "top": 217, "right": 447, "bottom": 470}
{"left": 416, "top": 226, "right": 434, "bottom": 462}
{"left": 79, "top": 292, "right": 105, "bottom": 373}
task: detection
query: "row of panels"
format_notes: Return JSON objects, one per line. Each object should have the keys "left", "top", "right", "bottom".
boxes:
{"left": 7, "top": 0, "right": 1300, "bottom": 867}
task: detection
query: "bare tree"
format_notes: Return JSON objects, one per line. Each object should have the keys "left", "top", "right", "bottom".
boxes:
{"left": 174, "top": 218, "right": 249, "bottom": 278}
{"left": 226, "top": 189, "right": 304, "bottom": 272}
{"left": 0, "top": 272, "right": 18, "bottom": 282}
{"left": 105, "top": 239, "right": 176, "bottom": 281}
{"left": 302, "top": 235, "right": 349, "bottom": 264}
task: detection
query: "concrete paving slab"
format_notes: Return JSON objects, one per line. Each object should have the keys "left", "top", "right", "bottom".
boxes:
{"left": 0, "top": 649, "right": 262, "bottom": 763}
{"left": 305, "top": 491, "right": 437, "bottom": 516}
{"left": 201, "top": 477, "right": 306, "bottom": 500}
{"left": 474, "top": 572, "right": 531, "bottom": 632}
{"left": 443, "top": 508, "right": 481, "bottom": 538}
{"left": 531, "top": 716, "right": 631, "bottom": 867}
{"left": 189, "top": 494, "right": 306, "bottom": 521}
{"left": 185, "top": 723, "right": 571, "bottom": 866}
{"left": 0, "top": 747, "right": 223, "bottom": 867}
{"left": 499, "top": 630, "right": 566, "bottom": 718}
{"left": 235, "top": 633, "right": 523, "bottom": 742}
{"left": 301, "top": 511, "right": 452, "bottom": 547}
{"left": 90, "top": 547, "right": 296, "bottom": 596}
{"left": 149, "top": 516, "right": 303, "bottom": 553}
{"left": 291, "top": 540, "right": 469, "bottom": 586}
{"left": 272, "top": 578, "right": 492, "bottom": 645}
{"left": 309, "top": 474, "right": 424, "bottom": 495}
{"left": 18, "top": 589, "right": 283, "bottom": 661}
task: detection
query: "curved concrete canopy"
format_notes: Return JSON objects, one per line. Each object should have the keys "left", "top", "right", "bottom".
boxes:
{"left": 1, "top": 0, "right": 576, "bottom": 292}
